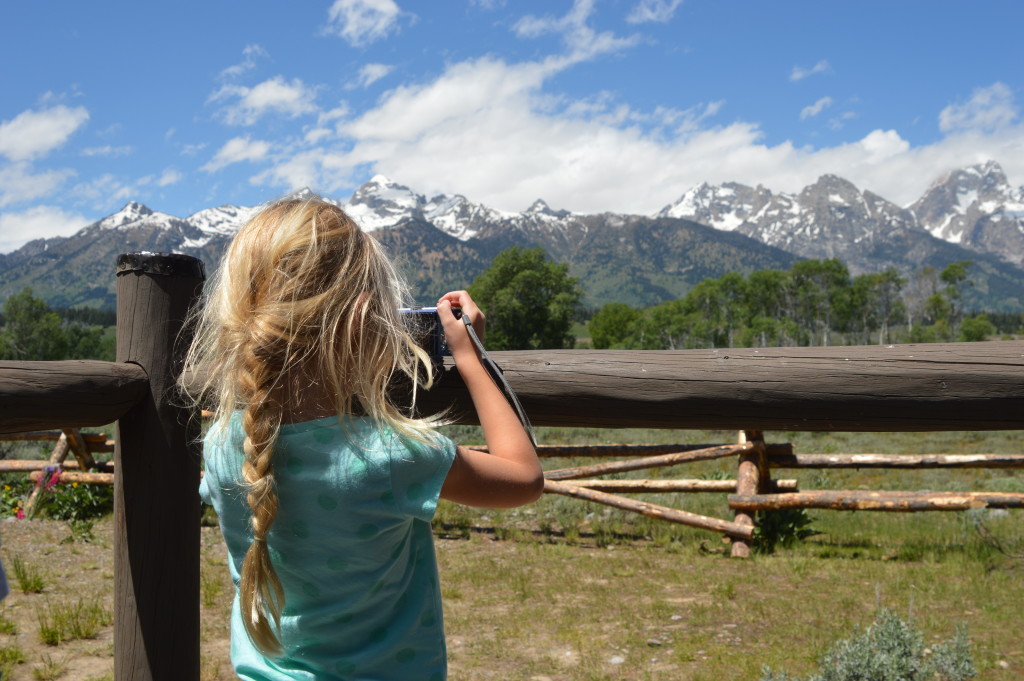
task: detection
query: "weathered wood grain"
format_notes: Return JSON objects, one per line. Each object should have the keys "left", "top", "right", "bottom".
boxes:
{"left": 729, "top": 490, "right": 1024, "bottom": 511}
{"left": 415, "top": 341, "right": 1024, "bottom": 431}
{"left": 545, "top": 478, "right": 754, "bottom": 539}
{"left": 465, "top": 442, "right": 793, "bottom": 458}
{"left": 565, "top": 478, "right": 798, "bottom": 493}
{"left": 114, "top": 254, "right": 204, "bottom": 681}
{"left": 0, "top": 459, "right": 114, "bottom": 473}
{"left": 769, "top": 452, "right": 1024, "bottom": 468}
{"left": 29, "top": 470, "right": 114, "bottom": 485}
{"left": 544, "top": 443, "right": 750, "bottom": 481}
{"left": 0, "top": 361, "right": 146, "bottom": 433}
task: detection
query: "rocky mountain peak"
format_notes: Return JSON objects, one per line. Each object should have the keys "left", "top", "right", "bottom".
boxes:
{"left": 105, "top": 201, "right": 155, "bottom": 227}
{"left": 909, "top": 160, "right": 1024, "bottom": 261}
{"left": 800, "top": 174, "right": 862, "bottom": 205}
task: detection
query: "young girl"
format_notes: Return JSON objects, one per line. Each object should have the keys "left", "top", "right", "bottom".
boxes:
{"left": 182, "top": 198, "right": 542, "bottom": 680}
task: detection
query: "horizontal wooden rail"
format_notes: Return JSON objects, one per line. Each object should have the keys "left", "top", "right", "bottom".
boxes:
{"left": 0, "top": 361, "right": 147, "bottom": 434}
{"left": 729, "top": 490, "right": 1024, "bottom": 512}
{"left": 29, "top": 470, "right": 113, "bottom": 486}
{"left": 465, "top": 443, "right": 793, "bottom": 458}
{"left": 0, "top": 460, "right": 114, "bottom": 473}
{"left": 565, "top": 478, "right": 798, "bottom": 493}
{"left": 2, "top": 430, "right": 112, "bottom": 445}
{"left": 545, "top": 479, "right": 754, "bottom": 539}
{"left": 544, "top": 443, "right": 750, "bottom": 481}
{"left": 769, "top": 453, "right": 1024, "bottom": 468}
{"left": 414, "top": 341, "right": 1024, "bottom": 431}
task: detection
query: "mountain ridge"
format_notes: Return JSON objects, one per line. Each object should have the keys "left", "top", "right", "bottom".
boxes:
{"left": 2, "top": 162, "right": 1023, "bottom": 311}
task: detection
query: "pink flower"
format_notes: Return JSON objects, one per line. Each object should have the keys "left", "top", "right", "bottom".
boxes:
{"left": 15, "top": 509, "right": 25, "bottom": 519}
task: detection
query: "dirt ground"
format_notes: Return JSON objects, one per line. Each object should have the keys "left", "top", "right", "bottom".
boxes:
{"left": 0, "top": 516, "right": 235, "bottom": 681}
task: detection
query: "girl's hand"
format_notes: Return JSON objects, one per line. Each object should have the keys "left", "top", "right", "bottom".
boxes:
{"left": 437, "top": 290, "right": 486, "bottom": 344}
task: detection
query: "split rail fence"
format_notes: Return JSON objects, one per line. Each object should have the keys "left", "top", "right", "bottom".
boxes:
{"left": 0, "top": 251, "right": 1022, "bottom": 680}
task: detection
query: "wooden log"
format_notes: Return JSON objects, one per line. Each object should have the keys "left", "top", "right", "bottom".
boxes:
{"left": 63, "top": 428, "right": 97, "bottom": 471}
{"left": 0, "top": 360, "right": 147, "bottom": 434}
{"left": 769, "top": 453, "right": 1024, "bottom": 469}
{"left": 114, "top": 252, "right": 204, "bottom": 681}
{"left": 1, "top": 431, "right": 110, "bottom": 445}
{"left": 464, "top": 442, "right": 794, "bottom": 459}
{"left": 0, "top": 460, "right": 114, "bottom": 473}
{"left": 544, "top": 478, "right": 754, "bottom": 540}
{"left": 411, "top": 341, "right": 1024, "bottom": 431}
{"left": 544, "top": 443, "right": 751, "bottom": 481}
{"left": 730, "top": 431, "right": 765, "bottom": 558}
{"left": 566, "top": 479, "right": 799, "bottom": 493}
{"left": 29, "top": 470, "right": 114, "bottom": 486}
{"left": 729, "top": 490, "right": 1024, "bottom": 512}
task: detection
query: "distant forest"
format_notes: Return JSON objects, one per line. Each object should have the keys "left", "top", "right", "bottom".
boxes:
{"left": 587, "top": 258, "right": 1023, "bottom": 350}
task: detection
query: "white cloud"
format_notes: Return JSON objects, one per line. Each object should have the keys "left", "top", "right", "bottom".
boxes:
{"left": 180, "top": 142, "right": 207, "bottom": 157}
{"left": 202, "top": 137, "right": 272, "bottom": 172}
{"left": 220, "top": 44, "right": 269, "bottom": 80}
{"left": 324, "top": 0, "right": 404, "bottom": 47}
{"left": 348, "top": 63, "right": 394, "bottom": 89}
{"left": 790, "top": 60, "right": 830, "bottom": 82}
{"left": 626, "top": 0, "right": 683, "bottom": 24}
{"left": 0, "top": 105, "right": 89, "bottom": 161}
{"left": 210, "top": 76, "right": 319, "bottom": 126}
{"left": 71, "top": 174, "right": 138, "bottom": 207}
{"left": 81, "top": 145, "right": 134, "bottom": 157}
{"left": 0, "top": 205, "right": 90, "bottom": 253}
{"left": 514, "top": 0, "right": 639, "bottom": 64}
{"left": 939, "top": 82, "right": 1017, "bottom": 133}
{"left": 800, "top": 96, "right": 833, "bottom": 120}
{"left": 0, "top": 163, "right": 74, "bottom": 208}
{"left": 157, "top": 169, "right": 183, "bottom": 187}
{"left": 243, "top": 48, "right": 1024, "bottom": 215}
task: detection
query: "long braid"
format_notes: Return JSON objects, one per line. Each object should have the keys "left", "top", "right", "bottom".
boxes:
{"left": 237, "top": 288, "right": 287, "bottom": 652}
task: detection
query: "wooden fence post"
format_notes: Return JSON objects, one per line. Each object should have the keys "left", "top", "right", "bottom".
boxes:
{"left": 730, "top": 430, "right": 766, "bottom": 558}
{"left": 114, "top": 253, "right": 205, "bottom": 681}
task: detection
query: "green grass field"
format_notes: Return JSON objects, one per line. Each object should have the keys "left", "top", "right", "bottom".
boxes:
{"left": 2, "top": 427, "right": 1020, "bottom": 679}
{"left": 431, "top": 427, "right": 1023, "bottom": 680}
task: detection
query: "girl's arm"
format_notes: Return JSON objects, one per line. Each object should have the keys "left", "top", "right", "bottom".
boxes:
{"left": 436, "top": 291, "right": 543, "bottom": 508}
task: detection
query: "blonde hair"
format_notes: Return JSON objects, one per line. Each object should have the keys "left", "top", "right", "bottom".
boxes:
{"left": 181, "top": 197, "right": 438, "bottom": 654}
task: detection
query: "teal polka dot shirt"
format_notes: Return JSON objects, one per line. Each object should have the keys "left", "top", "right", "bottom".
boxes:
{"left": 200, "top": 413, "right": 455, "bottom": 681}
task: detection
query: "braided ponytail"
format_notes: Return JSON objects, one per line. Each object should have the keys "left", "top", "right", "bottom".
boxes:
{"left": 237, "top": 339, "right": 286, "bottom": 653}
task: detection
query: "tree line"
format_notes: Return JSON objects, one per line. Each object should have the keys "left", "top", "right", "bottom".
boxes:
{"left": 0, "top": 288, "right": 116, "bottom": 361}
{"left": 1, "top": 249, "right": 1020, "bottom": 361}
{"left": 588, "top": 259, "right": 1013, "bottom": 350}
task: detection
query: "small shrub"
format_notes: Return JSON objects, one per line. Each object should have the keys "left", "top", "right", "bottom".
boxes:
{"left": 0, "top": 609, "right": 19, "bottom": 634}
{"left": 42, "top": 480, "right": 113, "bottom": 522}
{"left": 760, "top": 608, "right": 975, "bottom": 681}
{"left": 753, "top": 509, "right": 818, "bottom": 554}
{"left": 0, "top": 475, "right": 34, "bottom": 518}
{"left": 11, "top": 555, "right": 46, "bottom": 593}
{"left": 0, "top": 644, "right": 26, "bottom": 677}
{"left": 201, "top": 572, "right": 224, "bottom": 608}
{"left": 62, "top": 518, "right": 97, "bottom": 544}
{"left": 37, "top": 598, "right": 113, "bottom": 646}
{"left": 32, "top": 653, "right": 68, "bottom": 680}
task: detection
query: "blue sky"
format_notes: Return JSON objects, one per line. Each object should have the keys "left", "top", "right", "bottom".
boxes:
{"left": 2, "top": 0, "right": 1022, "bottom": 253}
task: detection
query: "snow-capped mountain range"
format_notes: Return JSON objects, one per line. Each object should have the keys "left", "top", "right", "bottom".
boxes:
{"left": 658, "top": 160, "right": 1024, "bottom": 270}
{"left": 2, "top": 162, "right": 1023, "bottom": 311}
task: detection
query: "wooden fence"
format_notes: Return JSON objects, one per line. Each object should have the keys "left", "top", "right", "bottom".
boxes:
{"left": 0, "top": 252, "right": 1022, "bottom": 679}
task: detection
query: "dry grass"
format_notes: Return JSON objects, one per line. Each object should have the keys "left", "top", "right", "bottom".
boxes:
{"left": 0, "top": 428, "right": 1020, "bottom": 680}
